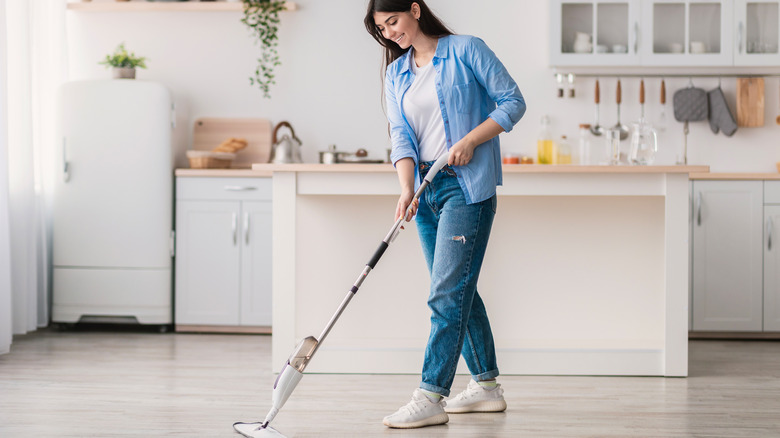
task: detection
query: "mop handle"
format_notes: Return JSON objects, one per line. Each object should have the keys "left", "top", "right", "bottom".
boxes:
{"left": 315, "top": 154, "right": 450, "bottom": 346}
{"left": 385, "top": 153, "right": 450, "bottom": 243}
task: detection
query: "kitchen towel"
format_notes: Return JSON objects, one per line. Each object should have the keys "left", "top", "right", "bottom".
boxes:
{"left": 708, "top": 87, "right": 737, "bottom": 137}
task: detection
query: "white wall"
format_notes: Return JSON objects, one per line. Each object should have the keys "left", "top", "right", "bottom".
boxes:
{"left": 66, "top": 0, "right": 780, "bottom": 171}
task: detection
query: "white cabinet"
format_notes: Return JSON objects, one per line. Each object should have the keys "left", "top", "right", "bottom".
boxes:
{"left": 641, "top": 0, "right": 734, "bottom": 66}
{"left": 734, "top": 0, "right": 780, "bottom": 65}
{"left": 550, "top": 0, "right": 642, "bottom": 66}
{"left": 763, "top": 182, "right": 780, "bottom": 330}
{"left": 175, "top": 177, "right": 272, "bottom": 330}
{"left": 551, "top": 0, "right": 778, "bottom": 66}
{"left": 691, "top": 181, "right": 763, "bottom": 331}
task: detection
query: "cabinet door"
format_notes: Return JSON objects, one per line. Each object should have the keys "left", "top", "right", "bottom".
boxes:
{"left": 764, "top": 205, "right": 780, "bottom": 331}
{"left": 239, "top": 201, "right": 273, "bottom": 326}
{"left": 175, "top": 201, "right": 241, "bottom": 325}
{"left": 550, "top": 0, "right": 642, "bottom": 66}
{"left": 692, "top": 181, "right": 763, "bottom": 331}
{"left": 641, "top": 0, "right": 733, "bottom": 66}
{"left": 734, "top": 0, "right": 780, "bottom": 65}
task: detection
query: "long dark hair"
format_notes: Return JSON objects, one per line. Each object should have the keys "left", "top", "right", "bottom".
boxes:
{"left": 364, "top": 0, "right": 453, "bottom": 73}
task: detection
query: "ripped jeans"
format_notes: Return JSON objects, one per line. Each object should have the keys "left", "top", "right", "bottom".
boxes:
{"left": 416, "top": 161, "right": 499, "bottom": 397}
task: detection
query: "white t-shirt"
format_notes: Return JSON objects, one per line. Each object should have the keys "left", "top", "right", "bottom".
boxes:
{"left": 402, "top": 53, "right": 447, "bottom": 162}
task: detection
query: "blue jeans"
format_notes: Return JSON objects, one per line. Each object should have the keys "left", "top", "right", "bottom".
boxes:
{"left": 416, "top": 161, "right": 499, "bottom": 397}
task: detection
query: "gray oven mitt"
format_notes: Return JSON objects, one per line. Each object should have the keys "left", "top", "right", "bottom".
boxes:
{"left": 708, "top": 87, "right": 737, "bottom": 137}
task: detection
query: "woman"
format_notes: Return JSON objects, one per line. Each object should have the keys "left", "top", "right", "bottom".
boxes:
{"left": 364, "top": 0, "right": 526, "bottom": 430}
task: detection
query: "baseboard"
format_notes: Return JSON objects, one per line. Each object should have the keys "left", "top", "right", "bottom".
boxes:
{"left": 689, "top": 331, "right": 780, "bottom": 339}
{"left": 175, "top": 324, "right": 271, "bottom": 334}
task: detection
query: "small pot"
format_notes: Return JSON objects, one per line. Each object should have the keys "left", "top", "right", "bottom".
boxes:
{"left": 113, "top": 67, "right": 136, "bottom": 79}
{"left": 319, "top": 145, "right": 350, "bottom": 164}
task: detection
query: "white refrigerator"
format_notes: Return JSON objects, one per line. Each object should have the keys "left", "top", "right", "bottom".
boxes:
{"left": 53, "top": 80, "right": 173, "bottom": 326}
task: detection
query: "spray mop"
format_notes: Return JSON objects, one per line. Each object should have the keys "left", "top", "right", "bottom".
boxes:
{"left": 233, "top": 153, "right": 451, "bottom": 438}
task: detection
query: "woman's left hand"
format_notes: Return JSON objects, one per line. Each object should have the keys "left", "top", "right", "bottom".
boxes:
{"left": 448, "top": 138, "right": 476, "bottom": 167}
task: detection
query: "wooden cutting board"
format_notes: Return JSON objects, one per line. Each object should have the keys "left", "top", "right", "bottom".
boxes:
{"left": 192, "top": 118, "right": 272, "bottom": 168}
{"left": 736, "top": 78, "right": 765, "bottom": 127}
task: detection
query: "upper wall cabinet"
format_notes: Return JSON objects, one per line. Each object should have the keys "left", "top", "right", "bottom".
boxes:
{"left": 550, "top": 0, "right": 780, "bottom": 67}
{"left": 640, "top": 0, "right": 733, "bottom": 66}
{"left": 734, "top": 0, "right": 780, "bottom": 65}
{"left": 551, "top": 0, "right": 642, "bottom": 66}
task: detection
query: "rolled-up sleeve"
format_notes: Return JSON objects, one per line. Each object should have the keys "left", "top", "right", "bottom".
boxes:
{"left": 466, "top": 37, "right": 526, "bottom": 133}
{"left": 385, "top": 70, "right": 417, "bottom": 166}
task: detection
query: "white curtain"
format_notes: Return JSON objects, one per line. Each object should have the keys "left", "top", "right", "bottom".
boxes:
{"left": 1, "top": 0, "right": 67, "bottom": 354}
{"left": 1, "top": 0, "right": 12, "bottom": 354}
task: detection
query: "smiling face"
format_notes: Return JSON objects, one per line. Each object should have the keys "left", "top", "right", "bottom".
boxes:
{"left": 373, "top": 6, "right": 421, "bottom": 50}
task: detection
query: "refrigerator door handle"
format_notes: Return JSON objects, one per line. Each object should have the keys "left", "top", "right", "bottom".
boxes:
{"left": 63, "top": 138, "right": 70, "bottom": 182}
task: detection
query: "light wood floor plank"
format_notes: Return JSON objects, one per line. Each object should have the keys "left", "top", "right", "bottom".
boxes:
{"left": 1, "top": 329, "right": 779, "bottom": 437}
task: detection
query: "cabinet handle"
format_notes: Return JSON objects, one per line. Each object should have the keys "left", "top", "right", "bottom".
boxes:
{"left": 232, "top": 212, "right": 238, "bottom": 245}
{"left": 224, "top": 185, "right": 257, "bottom": 192}
{"left": 633, "top": 22, "right": 639, "bottom": 54}
{"left": 738, "top": 22, "right": 744, "bottom": 54}
{"left": 244, "top": 212, "right": 250, "bottom": 245}
{"left": 63, "top": 138, "right": 70, "bottom": 182}
{"left": 696, "top": 192, "right": 702, "bottom": 226}
{"left": 768, "top": 217, "right": 773, "bottom": 251}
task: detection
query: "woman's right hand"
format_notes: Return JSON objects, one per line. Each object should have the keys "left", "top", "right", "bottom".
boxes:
{"left": 395, "top": 190, "right": 418, "bottom": 227}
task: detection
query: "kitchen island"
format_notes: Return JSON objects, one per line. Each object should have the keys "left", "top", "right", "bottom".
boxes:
{"left": 252, "top": 163, "right": 708, "bottom": 377}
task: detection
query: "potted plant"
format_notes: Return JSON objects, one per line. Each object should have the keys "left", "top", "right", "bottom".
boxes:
{"left": 99, "top": 43, "right": 147, "bottom": 79}
{"left": 241, "top": 0, "right": 286, "bottom": 98}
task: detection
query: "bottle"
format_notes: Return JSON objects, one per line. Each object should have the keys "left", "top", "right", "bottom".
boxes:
{"left": 537, "top": 115, "right": 554, "bottom": 165}
{"left": 577, "top": 124, "right": 591, "bottom": 165}
{"left": 556, "top": 135, "right": 572, "bottom": 164}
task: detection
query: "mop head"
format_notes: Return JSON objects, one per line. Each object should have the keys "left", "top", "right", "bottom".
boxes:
{"left": 233, "top": 422, "right": 286, "bottom": 437}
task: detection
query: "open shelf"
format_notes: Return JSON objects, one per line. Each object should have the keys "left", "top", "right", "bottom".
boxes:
{"left": 66, "top": 1, "right": 299, "bottom": 12}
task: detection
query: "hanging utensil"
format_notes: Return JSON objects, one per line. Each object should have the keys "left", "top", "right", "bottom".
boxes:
{"left": 590, "top": 79, "right": 604, "bottom": 136}
{"left": 673, "top": 80, "right": 709, "bottom": 165}
{"left": 613, "top": 79, "right": 629, "bottom": 140}
{"left": 657, "top": 79, "right": 667, "bottom": 132}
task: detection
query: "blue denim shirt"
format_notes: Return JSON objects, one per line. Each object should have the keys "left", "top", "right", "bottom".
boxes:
{"left": 386, "top": 35, "right": 526, "bottom": 204}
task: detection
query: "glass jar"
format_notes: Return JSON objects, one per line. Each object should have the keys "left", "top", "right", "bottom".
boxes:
{"left": 556, "top": 135, "right": 572, "bottom": 164}
{"left": 537, "top": 115, "right": 554, "bottom": 165}
{"left": 576, "top": 123, "right": 591, "bottom": 165}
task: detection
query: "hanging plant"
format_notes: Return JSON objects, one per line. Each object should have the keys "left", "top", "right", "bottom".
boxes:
{"left": 241, "top": 0, "right": 286, "bottom": 98}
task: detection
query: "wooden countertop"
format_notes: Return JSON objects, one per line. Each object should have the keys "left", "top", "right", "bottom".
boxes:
{"left": 176, "top": 165, "right": 721, "bottom": 178}
{"left": 249, "top": 163, "right": 710, "bottom": 174}
{"left": 689, "top": 173, "right": 780, "bottom": 180}
{"left": 175, "top": 168, "right": 272, "bottom": 177}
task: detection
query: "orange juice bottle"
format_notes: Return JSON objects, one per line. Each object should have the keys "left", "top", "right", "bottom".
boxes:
{"left": 537, "top": 115, "right": 554, "bottom": 164}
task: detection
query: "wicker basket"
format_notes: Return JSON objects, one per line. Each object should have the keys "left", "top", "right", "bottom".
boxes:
{"left": 186, "top": 151, "right": 236, "bottom": 169}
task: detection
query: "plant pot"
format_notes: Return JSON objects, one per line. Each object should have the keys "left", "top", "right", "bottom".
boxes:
{"left": 113, "top": 67, "right": 136, "bottom": 79}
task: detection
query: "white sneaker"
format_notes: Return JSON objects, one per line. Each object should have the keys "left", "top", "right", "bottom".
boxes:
{"left": 444, "top": 379, "right": 507, "bottom": 413}
{"left": 383, "top": 388, "right": 449, "bottom": 429}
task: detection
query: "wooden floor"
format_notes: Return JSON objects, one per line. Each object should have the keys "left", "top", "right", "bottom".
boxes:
{"left": 1, "top": 328, "right": 780, "bottom": 437}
